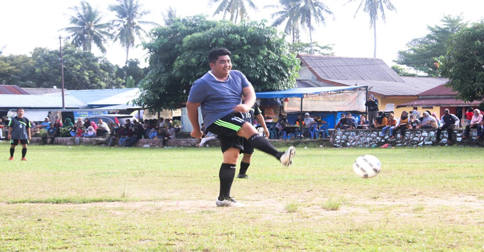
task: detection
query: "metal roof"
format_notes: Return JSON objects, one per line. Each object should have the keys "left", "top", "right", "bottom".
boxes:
{"left": 0, "top": 85, "right": 29, "bottom": 94}
{"left": 298, "top": 54, "right": 404, "bottom": 82}
{"left": 296, "top": 79, "right": 319, "bottom": 88}
{"left": 256, "top": 86, "right": 365, "bottom": 99}
{"left": 87, "top": 88, "right": 140, "bottom": 106}
{"left": 0, "top": 93, "right": 87, "bottom": 109}
{"left": 68, "top": 88, "right": 139, "bottom": 104}
{"left": 397, "top": 98, "right": 482, "bottom": 108}
{"left": 327, "top": 77, "right": 448, "bottom": 96}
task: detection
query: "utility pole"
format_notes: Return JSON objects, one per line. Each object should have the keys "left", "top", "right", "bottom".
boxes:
{"left": 59, "top": 35, "right": 65, "bottom": 109}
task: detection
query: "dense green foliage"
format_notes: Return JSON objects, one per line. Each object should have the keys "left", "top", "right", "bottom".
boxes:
{"left": 136, "top": 15, "right": 300, "bottom": 111}
{"left": 441, "top": 21, "right": 484, "bottom": 102}
{"left": 0, "top": 45, "right": 124, "bottom": 89}
{"left": 396, "top": 15, "right": 467, "bottom": 77}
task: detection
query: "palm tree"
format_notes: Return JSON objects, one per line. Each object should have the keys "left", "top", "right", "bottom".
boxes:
{"left": 267, "top": 0, "right": 302, "bottom": 44}
{"left": 209, "top": 0, "right": 258, "bottom": 24}
{"left": 109, "top": 0, "right": 159, "bottom": 64}
{"left": 347, "top": 0, "right": 396, "bottom": 58}
{"left": 269, "top": 0, "right": 333, "bottom": 54}
{"left": 60, "top": 1, "right": 112, "bottom": 53}
{"left": 162, "top": 6, "right": 178, "bottom": 26}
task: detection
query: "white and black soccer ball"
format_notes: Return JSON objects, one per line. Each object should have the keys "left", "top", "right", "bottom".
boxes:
{"left": 353, "top": 155, "right": 381, "bottom": 178}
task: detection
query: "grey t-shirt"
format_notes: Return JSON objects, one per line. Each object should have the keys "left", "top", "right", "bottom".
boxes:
{"left": 188, "top": 70, "right": 252, "bottom": 128}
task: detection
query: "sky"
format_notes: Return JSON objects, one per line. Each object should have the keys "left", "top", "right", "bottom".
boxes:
{"left": 1, "top": 0, "right": 483, "bottom": 68}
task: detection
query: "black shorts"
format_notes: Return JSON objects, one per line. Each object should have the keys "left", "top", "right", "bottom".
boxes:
{"left": 10, "top": 139, "right": 29, "bottom": 145}
{"left": 240, "top": 138, "right": 254, "bottom": 154}
{"left": 207, "top": 113, "right": 246, "bottom": 153}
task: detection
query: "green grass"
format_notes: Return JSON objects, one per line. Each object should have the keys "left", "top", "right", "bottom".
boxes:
{"left": 1, "top": 143, "right": 484, "bottom": 251}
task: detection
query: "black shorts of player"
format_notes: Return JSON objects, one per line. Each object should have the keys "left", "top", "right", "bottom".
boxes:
{"left": 10, "top": 139, "right": 29, "bottom": 145}
{"left": 206, "top": 113, "right": 247, "bottom": 153}
{"left": 240, "top": 138, "right": 254, "bottom": 155}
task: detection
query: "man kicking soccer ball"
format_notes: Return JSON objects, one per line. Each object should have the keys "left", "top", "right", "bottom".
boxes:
{"left": 187, "top": 48, "right": 296, "bottom": 207}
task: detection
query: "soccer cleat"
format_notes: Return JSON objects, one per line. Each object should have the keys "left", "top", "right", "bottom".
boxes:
{"left": 280, "top": 146, "right": 296, "bottom": 167}
{"left": 9, "top": 157, "right": 14, "bottom": 161}
{"left": 21, "top": 158, "right": 27, "bottom": 161}
{"left": 216, "top": 197, "right": 245, "bottom": 207}
{"left": 237, "top": 174, "right": 248, "bottom": 179}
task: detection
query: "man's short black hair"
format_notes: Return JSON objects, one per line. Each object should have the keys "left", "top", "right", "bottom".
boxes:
{"left": 208, "top": 48, "right": 231, "bottom": 64}
{"left": 17, "top": 108, "right": 24, "bottom": 112}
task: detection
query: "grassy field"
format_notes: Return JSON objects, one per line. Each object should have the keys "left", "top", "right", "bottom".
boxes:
{"left": 1, "top": 143, "right": 484, "bottom": 251}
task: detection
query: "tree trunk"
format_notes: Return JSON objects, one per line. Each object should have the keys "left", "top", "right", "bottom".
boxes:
{"left": 373, "top": 21, "right": 377, "bottom": 58}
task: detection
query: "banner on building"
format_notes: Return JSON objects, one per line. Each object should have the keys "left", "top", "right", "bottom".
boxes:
{"left": 284, "top": 89, "right": 366, "bottom": 112}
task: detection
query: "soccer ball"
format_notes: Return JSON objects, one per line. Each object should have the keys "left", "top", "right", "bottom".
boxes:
{"left": 353, "top": 155, "right": 381, "bottom": 178}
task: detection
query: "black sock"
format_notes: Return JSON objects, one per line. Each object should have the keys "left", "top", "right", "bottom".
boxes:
{"left": 10, "top": 148, "right": 14, "bottom": 158}
{"left": 248, "top": 134, "right": 283, "bottom": 159}
{"left": 218, "top": 163, "right": 236, "bottom": 200}
{"left": 22, "top": 148, "right": 27, "bottom": 158}
{"left": 239, "top": 162, "right": 250, "bottom": 175}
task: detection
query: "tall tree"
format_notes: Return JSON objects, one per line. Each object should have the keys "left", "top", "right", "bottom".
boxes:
{"left": 269, "top": 0, "right": 333, "bottom": 54}
{"left": 137, "top": 16, "right": 300, "bottom": 111}
{"left": 347, "top": 0, "right": 395, "bottom": 58}
{"left": 109, "top": 0, "right": 159, "bottom": 64}
{"left": 60, "top": 1, "right": 112, "bottom": 53}
{"left": 162, "top": 6, "right": 178, "bottom": 26}
{"left": 267, "top": 0, "right": 301, "bottom": 44}
{"left": 209, "top": 0, "right": 258, "bottom": 23}
{"left": 395, "top": 15, "right": 467, "bottom": 77}
{"left": 440, "top": 21, "right": 484, "bottom": 102}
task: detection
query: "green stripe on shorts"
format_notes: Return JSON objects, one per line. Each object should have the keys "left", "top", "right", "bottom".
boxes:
{"left": 214, "top": 120, "right": 241, "bottom": 131}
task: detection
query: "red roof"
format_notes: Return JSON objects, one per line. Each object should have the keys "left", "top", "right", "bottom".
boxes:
{"left": 397, "top": 98, "right": 482, "bottom": 108}
{"left": 418, "top": 84, "right": 455, "bottom": 96}
{"left": 0, "top": 85, "right": 29, "bottom": 94}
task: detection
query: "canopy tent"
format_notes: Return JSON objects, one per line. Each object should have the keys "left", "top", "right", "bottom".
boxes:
{"left": 255, "top": 86, "right": 368, "bottom": 138}
{"left": 256, "top": 86, "right": 365, "bottom": 99}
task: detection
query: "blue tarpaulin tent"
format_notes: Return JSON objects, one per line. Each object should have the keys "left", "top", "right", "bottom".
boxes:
{"left": 255, "top": 86, "right": 364, "bottom": 98}
{"left": 255, "top": 86, "right": 368, "bottom": 138}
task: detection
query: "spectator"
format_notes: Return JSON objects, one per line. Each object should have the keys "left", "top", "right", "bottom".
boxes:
{"left": 275, "top": 113, "right": 288, "bottom": 139}
{"left": 419, "top": 112, "right": 438, "bottom": 129}
{"left": 63, "top": 118, "right": 74, "bottom": 129}
{"left": 335, "top": 113, "right": 346, "bottom": 129}
{"left": 148, "top": 126, "right": 159, "bottom": 139}
{"left": 436, "top": 108, "right": 459, "bottom": 143}
{"left": 336, "top": 112, "right": 356, "bottom": 130}
{"left": 0, "top": 118, "right": 4, "bottom": 140}
{"left": 391, "top": 111, "right": 409, "bottom": 139}
{"left": 303, "top": 112, "right": 316, "bottom": 137}
{"left": 465, "top": 108, "right": 474, "bottom": 126}
{"left": 83, "top": 118, "right": 91, "bottom": 129}
{"left": 96, "top": 119, "right": 110, "bottom": 137}
{"left": 125, "top": 120, "right": 144, "bottom": 147}
{"left": 358, "top": 115, "right": 369, "bottom": 129}
{"left": 117, "top": 124, "right": 132, "bottom": 146}
{"left": 40, "top": 117, "right": 51, "bottom": 130}
{"left": 374, "top": 112, "right": 387, "bottom": 129}
{"left": 409, "top": 115, "right": 420, "bottom": 129}
{"left": 85, "top": 126, "right": 96, "bottom": 138}
{"left": 75, "top": 117, "right": 84, "bottom": 129}
{"left": 75, "top": 126, "right": 83, "bottom": 145}
{"left": 476, "top": 120, "right": 484, "bottom": 140}
{"left": 124, "top": 119, "right": 133, "bottom": 129}
{"left": 379, "top": 113, "right": 397, "bottom": 137}
{"left": 365, "top": 94, "right": 379, "bottom": 128}
{"left": 463, "top": 109, "right": 482, "bottom": 139}
{"left": 431, "top": 112, "right": 441, "bottom": 128}
{"left": 107, "top": 123, "right": 121, "bottom": 146}
{"left": 47, "top": 123, "right": 57, "bottom": 144}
